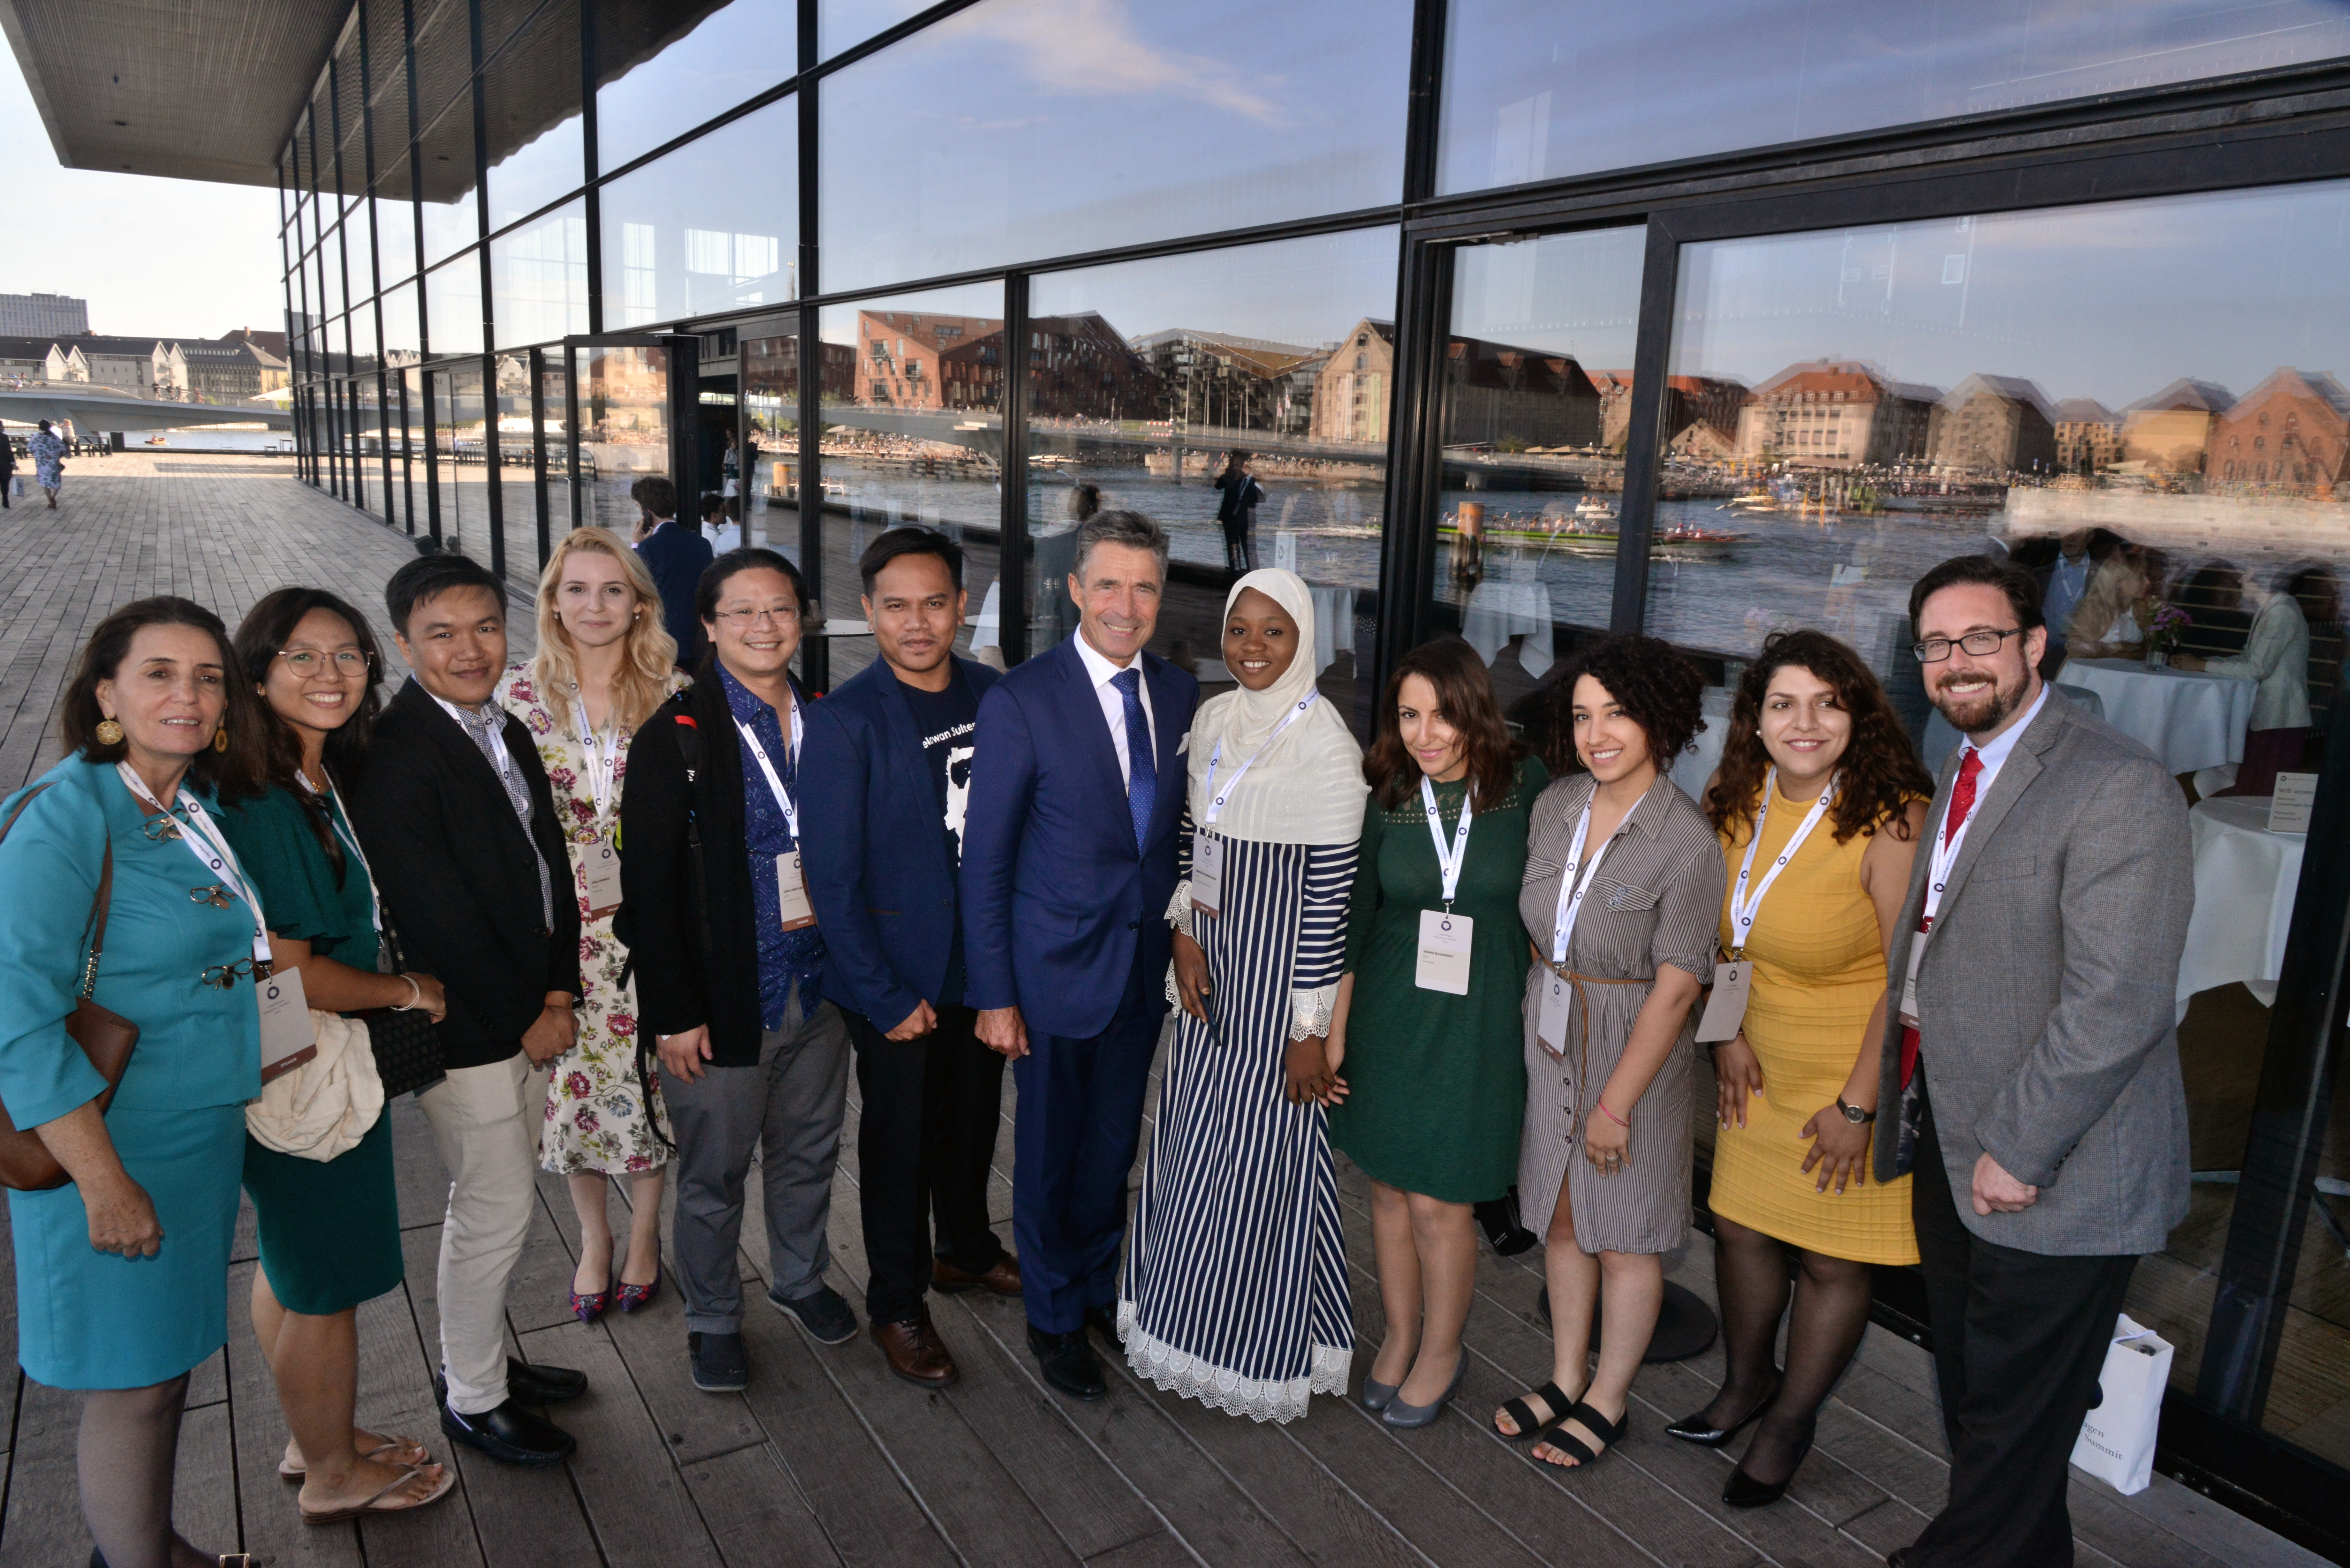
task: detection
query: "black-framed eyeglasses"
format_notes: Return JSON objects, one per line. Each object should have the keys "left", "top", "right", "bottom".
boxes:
{"left": 1913, "top": 628, "right": 2026, "bottom": 663}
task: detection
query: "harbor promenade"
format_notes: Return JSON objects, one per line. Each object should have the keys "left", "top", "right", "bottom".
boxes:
{"left": 0, "top": 457, "right": 2314, "bottom": 1568}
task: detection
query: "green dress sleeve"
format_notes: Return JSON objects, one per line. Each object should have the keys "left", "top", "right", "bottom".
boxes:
{"left": 1342, "top": 791, "right": 1384, "bottom": 974}
{"left": 218, "top": 787, "right": 364, "bottom": 960}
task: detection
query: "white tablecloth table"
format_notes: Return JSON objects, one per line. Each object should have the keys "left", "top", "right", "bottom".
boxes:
{"left": 2177, "top": 796, "right": 2305, "bottom": 1015}
{"left": 1461, "top": 580, "right": 1554, "bottom": 678}
{"left": 2061, "top": 659, "right": 2255, "bottom": 776}
{"left": 1309, "top": 585, "right": 1357, "bottom": 676}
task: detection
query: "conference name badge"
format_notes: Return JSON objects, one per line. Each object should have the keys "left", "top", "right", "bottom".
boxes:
{"left": 776, "top": 850, "right": 817, "bottom": 931}
{"left": 1694, "top": 959, "right": 1752, "bottom": 1044}
{"left": 583, "top": 836, "right": 623, "bottom": 917}
{"left": 1190, "top": 833, "right": 1225, "bottom": 917}
{"left": 1536, "top": 969, "right": 1572, "bottom": 1058}
{"left": 257, "top": 967, "right": 318, "bottom": 1083}
{"left": 1415, "top": 909, "right": 1473, "bottom": 995}
{"left": 1900, "top": 935, "right": 1926, "bottom": 1024}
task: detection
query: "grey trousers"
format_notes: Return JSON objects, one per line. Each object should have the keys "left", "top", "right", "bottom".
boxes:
{"left": 663, "top": 984, "right": 852, "bottom": 1333}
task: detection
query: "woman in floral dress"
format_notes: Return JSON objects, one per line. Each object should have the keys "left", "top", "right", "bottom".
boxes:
{"left": 497, "top": 528, "right": 687, "bottom": 1321}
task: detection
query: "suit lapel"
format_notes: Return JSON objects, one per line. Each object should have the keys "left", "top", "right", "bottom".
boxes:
{"left": 1142, "top": 654, "right": 1185, "bottom": 840}
{"left": 1058, "top": 639, "right": 1131, "bottom": 825}
{"left": 402, "top": 679, "right": 535, "bottom": 859}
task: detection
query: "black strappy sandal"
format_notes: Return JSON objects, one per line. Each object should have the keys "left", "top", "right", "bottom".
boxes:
{"left": 1494, "top": 1380, "right": 1578, "bottom": 1444}
{"left": 1535, "top": 1400, "right": 1630, "bottom": 1470}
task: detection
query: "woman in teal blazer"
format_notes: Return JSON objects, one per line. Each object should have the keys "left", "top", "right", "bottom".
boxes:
{"left": 0, "top": 596, "right": 264, "bottom": 1568}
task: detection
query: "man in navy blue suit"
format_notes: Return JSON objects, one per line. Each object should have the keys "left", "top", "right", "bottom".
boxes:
{"left": 960, "top": 509, "right": 1199, "bottom": 1400}
{"left": 630, "top": 474, "right": 713, "bottom": 667}
{"left": 801, "top": 527, "right": 1020, "bottom": 1391}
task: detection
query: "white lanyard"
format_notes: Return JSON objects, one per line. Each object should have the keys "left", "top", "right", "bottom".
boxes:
{"left": 1201, "top": 691, "right": 1318, "bottom": 826}
{"left": 1726, "top": 769, "right": 1837, "bottom": 956}
{"left": 299, "top": 771, "right": 383, "bottom": 935}
{"left": 1547, "top": 799, "right": 1616, "bottom": 967}
{"left": 735, "top": 697, "right": 805, "bottom": 841}
{"left": 1419, "top": 773, "right": 1475, "bottom": 910}
{"left": 572, "top": 696, "right": 622, "bottom": 831}
{"left": 1921, "top": 749, "right": 1982, "bottom": 927}
{"left": 118, "top": 762, "right": 273, "bottom": 964}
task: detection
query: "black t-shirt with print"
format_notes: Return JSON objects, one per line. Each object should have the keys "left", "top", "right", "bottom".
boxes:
{"left": 897, "top": 664, "right": 979, "bottom": 1007}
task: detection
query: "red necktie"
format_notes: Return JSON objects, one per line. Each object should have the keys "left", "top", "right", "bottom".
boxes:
{"left": 1902, "top": 747, "right": 1984, "bottom": 1086}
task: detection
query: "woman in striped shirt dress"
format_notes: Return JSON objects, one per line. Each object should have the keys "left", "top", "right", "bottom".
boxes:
{"left": 1118, "top": 570, "right": 1367, "bottom": 1422}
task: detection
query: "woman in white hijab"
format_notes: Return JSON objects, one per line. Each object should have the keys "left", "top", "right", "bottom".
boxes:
{"left": 1116, "top": 569, "right": 1368, "bottom": 1422}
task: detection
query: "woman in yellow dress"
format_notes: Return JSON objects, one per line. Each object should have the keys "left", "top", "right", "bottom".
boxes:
{"left": 1675, "top": 629, "right": 1932, "bottom": 1508}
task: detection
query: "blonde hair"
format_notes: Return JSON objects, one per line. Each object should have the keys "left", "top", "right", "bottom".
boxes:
{"left": 530, "top": 528, "right": 679, "bottom": 732}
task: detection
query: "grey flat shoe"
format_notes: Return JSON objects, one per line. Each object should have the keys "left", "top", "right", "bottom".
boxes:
{"left": 1358, "top": 1374, "right": 1401, "bottom": 1413}
{"left": 1381, "top": 1353, "right": 1467, "bottom": 1429}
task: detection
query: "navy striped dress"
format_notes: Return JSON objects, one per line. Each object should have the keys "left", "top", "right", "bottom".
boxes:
{"left": 1118, "top": 819, "right": 1356, "bottom": 1423}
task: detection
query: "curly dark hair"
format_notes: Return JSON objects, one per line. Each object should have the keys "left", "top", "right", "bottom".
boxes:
{"left": 1534, "top": 633, "right": 1704, "bottom": 779}
{"left": 1364, "top": 637, "right": 1525, "bottom": 811}
{"left": 1701, "top": 629, "right": 1933, "bottom": 843}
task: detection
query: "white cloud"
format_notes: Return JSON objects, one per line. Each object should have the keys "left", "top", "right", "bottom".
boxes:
{"left": 936, "top": 0, "right": 1288, "bottom": 126}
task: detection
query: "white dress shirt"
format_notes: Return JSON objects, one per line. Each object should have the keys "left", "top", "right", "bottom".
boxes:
{"left": 1072, "top": 629, "right": 1155, "bottom": 788}
{"left": 432, "top": 692, "right": 513, "bottom": 778}
{"left": 1955, "top": 681, "right": 2050, "bottom": 805}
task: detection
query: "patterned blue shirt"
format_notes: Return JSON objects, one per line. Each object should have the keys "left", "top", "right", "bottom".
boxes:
{"left": 719, "top": 664, "right": 827, "bottom": 1029}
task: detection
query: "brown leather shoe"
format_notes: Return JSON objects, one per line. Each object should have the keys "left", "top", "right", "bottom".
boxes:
{"left": 873, "top": 1312, "right": 959, "bottom": 1388}
{"left": 933, "top": 1254, "right": 1022, "bottom": 1296}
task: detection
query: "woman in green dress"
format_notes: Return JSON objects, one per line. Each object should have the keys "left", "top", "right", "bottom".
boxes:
{"left": 222, "top": 588, "right": 456, "bottom": 1525}
{"left": 1328, "top": 637, "right": 1546, "bottom": 1428}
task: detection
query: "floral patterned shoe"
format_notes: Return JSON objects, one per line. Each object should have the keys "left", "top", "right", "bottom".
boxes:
{"left": 615, "top": 1262, "right": 662, "bottom": 1314}
{"left": 571, "top": 1275, "right": 614, "bottom": 1324}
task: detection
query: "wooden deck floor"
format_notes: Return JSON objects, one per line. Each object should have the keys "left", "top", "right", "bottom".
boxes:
{"left": 0, "top": 459, "right": 2322, "bottom": 1568}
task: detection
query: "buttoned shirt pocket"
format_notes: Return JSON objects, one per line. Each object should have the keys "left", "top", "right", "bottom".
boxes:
{"left": 1593, "top": 876, "right": 1661, "bottom": 913}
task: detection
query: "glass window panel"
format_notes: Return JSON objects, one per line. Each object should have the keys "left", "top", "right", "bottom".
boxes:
{"left": 411, "top": 0, "right": 475, "bottom": 132}
{"left": 382, "top": 278, "right": 422, "bottom": 366}
{"left": 348, "top": 297, "right": 380, "bottom": 371}
{"left": 819, "top": 0, "right": 1411, "bottom": 293}
{"left": 817, "top": 0, "right": 929, "bottom": 60}
{"left": 539, "top": 351, "right": 575, "bottom": 539}
{"left": 491, "top": 199, "right": 591, "bottom": 347}
{"left": 573, "top": 341, "right": 678, "bottom": 534}
{"left": 483, "top": 0, "right": 584, "bottom": 230}
{"left": 818, "top": 280, "right": 1004, "bottom": 684}
{"left": 1434, "top": 225, "right": 1646, "bottom": 719}
{"left": 1438, "top": 0, "right": 2350, "bottom": 197}
{"left": 369, "top": 56, "right": 413, "bottom": 177}
{"left": 1644, "top": 184, "right": 2350, "bottom": 1459}
{"left": 1028, "top": 229, "right": 1403, "bottom": 731}
{"left": 425, "top": 252, "right": 485, "bottom": 357}
{"left": 494, "top": 351, "right": 540, "bottom": 593}
{"left": 319, "top": 227, "right": 347, "bottom": 323}
{"left": 740, "top": 324, "right": 800, "bottom": 551}
{"left": 592, "top": 0, "right": 795, "bottom": 174}
{"left": 347, "top": 195, "right": 378, "bottom": 301}
{"left": 418, "top": 97, "right": 481, "bottom": 268}
{"left": 597, "top": 94, "right": 797, "bottom": 328}
{"left": 354, "top": 374, "right": 384, "bottom": 515}
{"left": 430, "top": 359, "right": 491, "bottom": 556}
{"left": 374, "top": 172, "right": 418, "bottom": 284}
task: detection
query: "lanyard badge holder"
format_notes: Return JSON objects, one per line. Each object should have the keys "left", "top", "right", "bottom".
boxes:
{"left": 1414, "top": 774, "right": 1476, "bottom": 995}
{"left": 1903, "top": 781, "right": 1977, "bottom": 1024}
{"left": 1535, "top": 800, "right": 1613, "bottom": 1058}
{"left": 1695, "top": 770, "right": 1837, "bottom": 1044}
{"left": 1191, "top": 692, "right": 1318, "bottom": 918}
{"left": 573, "top": 698, "right": 625, "bottom": 916}
{"left": 737, "top": 705, "right": 816, "bottom": 932}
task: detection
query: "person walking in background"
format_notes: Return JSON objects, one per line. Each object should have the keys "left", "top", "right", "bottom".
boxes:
{"left": 1491, "top": 636, "right": 1718, "bottom": 1470}
{"left": 495, "top": 530, "right": 686, "bottom": 1326}
{"left": 1327, "top": 638, "right": 1545, "bottom": 1429}
{"left": 0, "top": 597, "right": 266, "bottom": 1568}
{"left": 2173, "top": 565, "right": 2314, "bottom": 796}
{"left": 960, "top": 510, "right": 1199, "bottom": 1401}
{"left": 1124, "top": 568, "right": 1366, "bottom": 1422}
{"left": 802, "top": 526, "right": 1018, "bottom": 1391}
{"left": 1213, "top": 450, "right": 1265, "bottom": 574}
{"left": 0, "top": 426, "right": 16, "bottom": 508}
{"left": 29, "top": 418, "right": 66, "bottom": 509}
{"left": 352, "top": 553, "right": 589, "bottom": 1467}
{"left": 1882, "top": 555, "right": 2192, "bottom": 1568}
{"left": 222, "top": 587, "right": 456, "bottom": 1525}
{"left": 618, "top": 547, "right": 856, "bottom": 1396}
{"left": 632, "top": 475, "right": 713, "bottom": 668}
{"left": 1675, "top": 630, "right": 1931, "bottom": 1507}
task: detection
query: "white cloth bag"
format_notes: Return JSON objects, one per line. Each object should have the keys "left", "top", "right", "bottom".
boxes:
{"left": 2069, "top": 1314, "right": 2173, "bottom": 1495}
{"left": 245, "top": 1010, "right": 386, "bottom": 1162}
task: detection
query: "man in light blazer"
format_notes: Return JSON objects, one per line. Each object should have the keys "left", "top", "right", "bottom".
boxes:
{"left": 1877, "top": 554, "right": 2192, "bottom": 1568}
{"left": 960, "top": 510, "right": 1199, "bottom": 1402}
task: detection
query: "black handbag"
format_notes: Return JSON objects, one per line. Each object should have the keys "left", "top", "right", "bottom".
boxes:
{"left": 363, "top": 912, "right": 446, "bottom": 1098}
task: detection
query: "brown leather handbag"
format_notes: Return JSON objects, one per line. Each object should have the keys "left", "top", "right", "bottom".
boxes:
{"left": 0, "top": 784, "right": 139, "bottom": 1190}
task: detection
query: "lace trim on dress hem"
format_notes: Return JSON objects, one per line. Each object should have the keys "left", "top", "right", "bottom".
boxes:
{"left": 1289, "top": 984, "right": 1337, "bottom": 1042}
{"left": 1116, "top": 1300, "right": 1352, "bottom": 1424}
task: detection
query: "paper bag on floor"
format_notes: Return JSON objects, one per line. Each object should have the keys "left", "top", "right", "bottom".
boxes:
{"left": 2070, "top": 1314, "right": 2173, "bottom": 1495}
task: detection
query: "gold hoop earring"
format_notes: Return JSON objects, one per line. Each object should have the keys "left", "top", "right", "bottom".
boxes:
{"left": 94, "top": 718, "right": 124, "bottom": 746}
{"left": 213, "top": 727, "right": 230, "bottom": 753}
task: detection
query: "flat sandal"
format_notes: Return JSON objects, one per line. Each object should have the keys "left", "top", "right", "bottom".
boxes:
{"left": 1494, "top": 1380, "right": 1578, "bottom": 1444}
{"left": 1536, "top": 1400, "right": 1629, "bottom": 1470}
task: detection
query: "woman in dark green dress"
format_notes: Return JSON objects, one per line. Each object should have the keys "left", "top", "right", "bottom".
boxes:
{"left": 222, "top": 588, "right": 456, "bottom": 1525}
{"left": 1328, "top": 638, "right": 1545, "bottom": 1428}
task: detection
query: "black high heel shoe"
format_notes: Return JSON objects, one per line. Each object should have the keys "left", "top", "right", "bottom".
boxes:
{"left": 1722, "top": 1415, "right": 1816, "bottom": 1508}
{"left": 1663, "top": 1374, "right": 1781, "bottom": 1447}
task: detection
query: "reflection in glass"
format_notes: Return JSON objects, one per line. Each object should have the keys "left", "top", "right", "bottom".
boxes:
{"left": 1436, "top": 225, "right": 1645, "bottom": 720}
{"left": 491, "top": 200, "right": 591, "bottom": 348}
{"left": 483, "top": 0, "right": 584, "bottom": 230}
{"left": 1646, "top": 181, "right": 2350, "bottom": 1459}
{"left": 431, "top": 359, "right": 490, "bottom": 559}
{"left": 592, "top": 0, "right": 795, "bottom": 176}
{"left": 540, "top": 351, "right": 576, "bottom": 537}
{"left": 1028, "top": 229, "right": 1402, "bottom": 731}
{"left": 817, "top": 0, "right": 930, "bottom": 59}
{"left": 1438, "top": 0, "right": 2350, "bottom": 196}
{"left": 820, "top": 0, "right": 1411, "bottom": 292}
{"left": 817, "top": 281, "right": 1003, "bottom": 683}
{"left": 354, "top": 376, "right": 383, "bottom": 517}
{"left": 598, "top": 95, "right": 796, "bottom": 327}
{"left": 741, "top": 328, "right": 803, "bottom": 554}
{"left": 347, "top": 298, "right": 379, "bottom": 370}
{"left": 374, "top": 178, "right": 417, "bottom": 285}
{"left": 425, "top": 253, "right": 485, "bottom": 357}
{"left": 418, "top": 97, "right": 481, "bottom": 268}
{"left": 495, "top": 351, "right": 541, "bottom": 596}
{"left": 381, "top": 280, "right": 422, "bottom": 366}
{"left": 573, "top": 342, "right": 674, "bottom": 536}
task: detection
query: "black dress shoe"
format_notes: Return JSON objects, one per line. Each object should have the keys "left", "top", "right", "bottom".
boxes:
{"left": 508, "top": 1356, "right": 588, "bottom": 1404}
{"left": 1664, "top": 1376, "right": 1780, "bottom": 1447}
{"left": 1028, "top": 1325, "right": 1107, "bottom": 1401}
{"left": 1084, "top": 1303, "right": 1120, "bottom": 1343}
{"left": 1722, "top": 1417, "right": 1814, "bottom": 1509}
{"left": 440, "top": 1395, "right": 577, "bottom": 1465}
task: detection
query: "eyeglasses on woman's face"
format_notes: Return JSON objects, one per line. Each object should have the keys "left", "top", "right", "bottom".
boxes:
{"left": 276, "top": 648, "right": 372, "bottom": 678}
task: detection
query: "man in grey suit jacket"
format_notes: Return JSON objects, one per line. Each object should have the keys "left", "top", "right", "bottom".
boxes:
{"left": 1876, "top": 555, "right": 2192, "bottom": 1568}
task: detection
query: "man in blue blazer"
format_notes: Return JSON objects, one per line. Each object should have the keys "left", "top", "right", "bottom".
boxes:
{"left": 630, "top": 474, "right": 713, "bottom": 667}
{"left": 960, "top": 510, "right": 1199, "bottom": 1400}
{"left": 801, "top": 527, "right": 1019, "bottom": 1391}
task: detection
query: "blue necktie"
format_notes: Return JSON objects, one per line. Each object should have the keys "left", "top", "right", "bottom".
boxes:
{"left": 1113, "top": 667, "right": 1156, "bottom": 851}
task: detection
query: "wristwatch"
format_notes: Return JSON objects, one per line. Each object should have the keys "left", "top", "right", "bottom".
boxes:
{"left": 1837, "top": 1097, "right": 1876, "bottom": 1125}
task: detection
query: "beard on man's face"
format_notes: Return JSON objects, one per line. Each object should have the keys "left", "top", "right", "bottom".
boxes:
{"left": 1930, "top": 653, "right": 2031, "bottom": 735}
